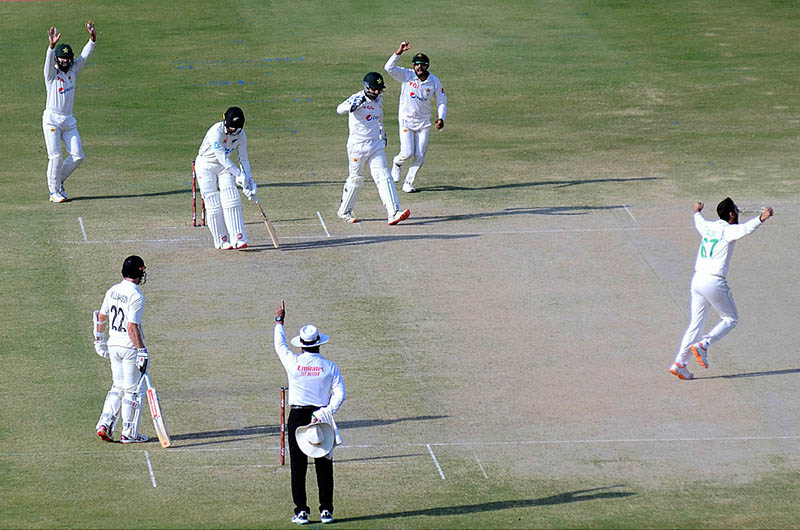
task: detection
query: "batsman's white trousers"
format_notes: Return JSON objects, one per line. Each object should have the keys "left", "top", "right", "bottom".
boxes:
{"left": 42, "top": 109, "right": 85, "bottom": 194}
{"left": 393, "top": 121, "right": 431, "bottom": 187}
{"left": 674, "top": 272, "right": 739, "bottom": 365}
{"left": 96, "top": 346, "right": 145, "bottom": 438}
{"left": 342, "top": 138, "right": 400, "bottom": 218}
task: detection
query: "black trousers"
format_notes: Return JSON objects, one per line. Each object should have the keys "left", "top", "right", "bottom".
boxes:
{"left": 288, "top": 406, "right": 334, "bottom": 515}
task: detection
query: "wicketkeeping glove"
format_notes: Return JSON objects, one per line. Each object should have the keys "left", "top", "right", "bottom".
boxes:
{"left": 136, "top": 348, "right": 149, "bottom": 374}
{"left": 349, "top": 94, "right": 366, "bottom": 113}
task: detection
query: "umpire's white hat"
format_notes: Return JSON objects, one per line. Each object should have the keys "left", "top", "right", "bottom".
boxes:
{"left": 295, "top": 422, "right": 335, "bottom": 458}
{"left": 291, "top": 324, "right": 329, "bottom": 348}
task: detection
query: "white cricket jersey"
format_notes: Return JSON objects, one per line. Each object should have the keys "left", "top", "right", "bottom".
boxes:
{"left": 384, "top": 53, "right": 447, "bottom": 130}
{"left": 693, "top": 213, "right": 763, "bottom": 278}
{"left": 99, "top": 280, "right": 145, "bottom": 349}
{"left": 337, "top": 92, "right": 384, "bottom": 142}
{"left": 44, "top": 40, "right": 95, "bottom": 116}
{"left": 274, "top": 325, "right": 346, "bottom": 414}
{"left": 196, "top": 121, "right": 252, "bottom": 178}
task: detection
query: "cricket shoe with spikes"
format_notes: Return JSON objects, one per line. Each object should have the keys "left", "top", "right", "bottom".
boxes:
{"left": 97, "top": 425, "right": 113, "bottom": 442}
{"left": 388, "top": 208, "right": 410, "bottom": 225}
{"left": 220, "top": 241, "right": 234, "bottom": 250}
{"left": 402, "top": 183, "right": 417, "bottom": 193}
{"left": 291, "top": 511, "right": 310, "bottom": 525}
{"left": 338, "top": 212, "right": 358, "bottom": 223}
{"left": 690, "top": 341, "right": 709, "bottom": 368}
{"left": 234, "top": 241, "right": 248, "bottom": 250}
{"left": 669, "top": 362, "right": 694, "bottom": 380}
{"left": 391, "top": 163, "right": 401, "bottom": 183}
{"left": 49, "top": 192, "right": 67, "bottom": 203}
{"left": 120, "top": 434, "right": 150, "bottom": 444}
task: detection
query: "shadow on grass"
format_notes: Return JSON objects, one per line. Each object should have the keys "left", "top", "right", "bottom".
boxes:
{"left": 171, "top": 415, "right": 447, "bottom": 448}
{"left": 695, "top": 367, "right": 800, "bottom": 380}
{"left": 403, "top": 204, "right": 627, "bottom": 226}
{"left": 239, "top": 233, "right": 477, "bottom": 252}
{"left": 422, "top": 176, "right": 660, "bottom": 192}
{"left": 68, "top": 181, "right": 341, "bottom": 202}
{"left": 335, "top": 486, "right": 635, "bottom": 523}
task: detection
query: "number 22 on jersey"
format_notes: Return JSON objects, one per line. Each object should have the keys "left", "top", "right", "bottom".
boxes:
{"left": 109, "top": 305, "right": 127, "bottom": 332}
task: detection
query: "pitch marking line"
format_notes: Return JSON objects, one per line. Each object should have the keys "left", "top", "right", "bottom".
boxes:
{"left": 426, "top": 443, "right": 446, "bottom": 480}
{"left": 144, "top": 450, "right": 157, "bottom": 488}
{"left": 316, "top": 211, "right": 331, "bottom": 237}
{"left": 474, "top": 452, "right": 489, "bottom": 479}
{"left": 77, "top": 217, "right": 88, "bottom": 242}
{"left": 623, "top": 204, "right": 638, "bottom": 224}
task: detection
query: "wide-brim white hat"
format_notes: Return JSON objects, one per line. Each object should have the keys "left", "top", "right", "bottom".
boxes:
{"left": 295, "top": 422, "right": 335, "bottom": 458}
{"left": 291, "top": 324, "right": 330, "bottom": 348}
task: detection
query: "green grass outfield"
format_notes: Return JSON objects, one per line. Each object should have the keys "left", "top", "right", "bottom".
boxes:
{"left": 1, "top": 1, "right": 799, "bottom": 529}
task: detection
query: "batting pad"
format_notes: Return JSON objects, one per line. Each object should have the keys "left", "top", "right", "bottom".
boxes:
{"left": 203, "top": 191, "right": 228, "bottom": 248}
{"left": 220, "top": 186, "right": 246, "bottom": 243}
{"left": 338, "top": 175, "right": 364, "bottom": 216}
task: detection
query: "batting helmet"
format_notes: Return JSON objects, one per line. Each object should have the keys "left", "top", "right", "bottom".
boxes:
{"left": 121, "top": 255, "right": 147, "bottom": 284}
{"left": 411, "top": 53, "right": 429, "bottom": 65}
{"left": 223, "top": 106, "right": 245, "bottom": 130}
{"left": 362, "top": 72, "right": 386, "bottom": 91}
{"left": 55, "top": 43, "right": 74, "bottom": 59}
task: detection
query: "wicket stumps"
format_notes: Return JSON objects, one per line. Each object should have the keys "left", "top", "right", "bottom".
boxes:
{"left": 280, "top": 386, "right": 288, "bottom": 465}
{"left": 191, "top": 161, "right": 206, "bottom": 227}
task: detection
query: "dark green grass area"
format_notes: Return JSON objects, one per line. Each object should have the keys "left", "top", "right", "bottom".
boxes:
{"left": 1, "top": 1, "right": 799, "bottom": 528}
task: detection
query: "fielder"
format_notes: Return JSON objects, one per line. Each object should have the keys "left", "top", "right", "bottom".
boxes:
{"left": 384, "top": 42, "right": 447, "bottom": 193}
{"left": 195, "top": 106, "right": 258, "bottom": 249}
{"left": 336, "top": 72, "right": 410, "bottom": 225}
{"left": 43, "top": 21, "right": 97, "bottom": 203}
{"left": 93, "top": 256, "right": 151, "bottom": 443}
{"left": 670, "top": 199, "right": 774, "bottom": 380}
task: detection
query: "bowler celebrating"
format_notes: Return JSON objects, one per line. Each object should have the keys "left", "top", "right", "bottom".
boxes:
{"left": 384, "top": 41, "right": 447, "bottom": 193}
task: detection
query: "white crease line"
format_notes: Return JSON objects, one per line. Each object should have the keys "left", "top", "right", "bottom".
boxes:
{"left": 623, "top": 205, "right": 638, "bottom": 224}
{"left": 316, "top": 211, "right": 331, "bottom": 237}
{"left": 427, "top": 443, "right": 446, "bottom": 480}
{"left": 145, "top": 450, "right": 157, "bottom": 488}
{"left": 6, "top": 434, "right": 800, "bottom": 457}
{"left": 67, "top": 238, "right": 202, "bottom": 244}
{"left": 78, "top": 217, "right": 88, "bottom": 242}
{"left": 474, "top": 453, "right": 488, "bottom": 479}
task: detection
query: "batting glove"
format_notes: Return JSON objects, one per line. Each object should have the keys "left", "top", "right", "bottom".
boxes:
{"left": 94, "top": 340, "right": 109, "bottom": 359}
{"left": 136, "top": 348, "right": 149, "bottom": 374}
{"left": 243, "top": 178, "right": 258, "bottom": 201}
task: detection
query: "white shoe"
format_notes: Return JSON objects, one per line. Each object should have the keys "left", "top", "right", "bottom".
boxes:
{"left": 690, "top": 342, "right": 709, "bottom": 368}
{"left": 402, "top": 183, "right": 417, "bottom": 193}
{"left": 338, "top": 212, "right": 358, "bottom": 223}
{"left": 391, "top": 164, "right": 401, "bottom": 183}
{"left": 320, "top": 510, "right": 334, "bottom": 524}
{"left": 291, "top": 511, "right": 309, "bottom": 525}
{"left": 234, "top": 240, "right": 248, "bottom": 249}
{"left": 220, "top": 241, "right": 234, "bottom": 250}
{"left": 120, "top": 433, "right": 149, "bottom": 444}
{"left": 49, "top": 192, "right": 67, "bottom": 203}
{"left": 388, "top": 208, "right": 410, "bottom": 225}
{"left": 669, "top": 363, "right": 694, "bottom": 380}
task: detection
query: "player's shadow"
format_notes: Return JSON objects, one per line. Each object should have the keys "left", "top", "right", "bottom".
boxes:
{"left": 335, "top": 486, "right": 635, "bottom": 523}
{"left": 171, "top": 415, "right": 447, "bottom": 448}
{"left": 403, "top": 204, "right": 627, "bottom": 226}
{"left": 694, "top": 367, "right": 800, "bottom": 380}
{"left": 423, "top": 176, "right": 660, "bottom": 192}
{"left": 239, "top": 233, "right": 477, "bottom": 252}
{"left": 68, "top": 189, "right": 188, "bottom": 201}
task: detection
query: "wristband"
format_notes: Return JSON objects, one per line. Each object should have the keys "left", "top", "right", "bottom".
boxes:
{"left": 275, "top": 316, "right": 284, "bottom": 323}
{"left": 136, "top": 347, "right": 148, "bottom": 355}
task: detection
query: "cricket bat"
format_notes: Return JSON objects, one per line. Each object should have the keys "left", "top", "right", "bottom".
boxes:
{"left": 144, "top": 373, "right": 172, "bottom": 448}
{"left": 255, "top": 200, "right": 280, "bottom": 249}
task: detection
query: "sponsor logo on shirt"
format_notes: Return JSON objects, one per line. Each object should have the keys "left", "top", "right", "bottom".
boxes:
{"left": 297, "top": 365, "right": 323, "bottom": 376}
{"left": 365, "top": 114, "right": 374, "bottom": 121}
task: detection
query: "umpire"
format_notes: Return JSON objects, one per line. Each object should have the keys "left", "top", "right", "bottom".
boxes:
{"left": 273, "top": 300, "right": 345, "bottom": 525}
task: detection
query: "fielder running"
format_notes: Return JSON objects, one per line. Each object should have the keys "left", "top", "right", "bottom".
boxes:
{"left": 43, "top": 21, "right": 96, "bottom": 203}
{"left": 93, "top": 256, "right": 151, "bottom": 443}
{"left": 670, "top": 199, "right": 774, "bottom": 380}
{"left": 384, "top": 42, "right": 447, "bottom": 193}
{"left": 273, "top": 300, "right": 345, "bottom": 525}
{"left": 195, "top": 106, "right": 258, "bottom": 249}
{"left": 336, "top": 72, "right": 410, "bottom": 225}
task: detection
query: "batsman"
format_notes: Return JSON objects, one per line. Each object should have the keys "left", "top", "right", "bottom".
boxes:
{"left": 194, "top": 107, "right": 258, "bottom": 250}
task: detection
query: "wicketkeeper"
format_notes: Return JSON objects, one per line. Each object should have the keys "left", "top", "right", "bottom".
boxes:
{"left": 384, "top": 42, "right": 447, "bottom": 193}
{"left": 336, "top": 72, "right": 410, "bottom": 225}
{"left": 94, "top": 256, "right": 151, "bottom": 444}
{"left": 195, "top": 107, "right": 258, "bottom": 249}
{"left": 42, "top": 21, "right": 96, "bottom": 203}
